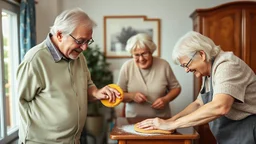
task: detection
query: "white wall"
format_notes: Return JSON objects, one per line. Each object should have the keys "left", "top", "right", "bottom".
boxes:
{"left": 36, "top": 0, "right": 236, "bottom": 115}
{"left": 35, "top": 0, "right": 60, "bottom": 43}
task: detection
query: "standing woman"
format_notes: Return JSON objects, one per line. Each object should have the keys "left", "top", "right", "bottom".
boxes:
{"left": 117, "top": 33, "right": 181, "bottom": 117}
{"left": 137, "top": 31, "right": 256, "bottom": 144}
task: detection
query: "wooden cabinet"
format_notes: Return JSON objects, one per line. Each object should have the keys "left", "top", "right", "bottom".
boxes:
{"left": 190, "top": 1, "right": 256, "bottom": 144}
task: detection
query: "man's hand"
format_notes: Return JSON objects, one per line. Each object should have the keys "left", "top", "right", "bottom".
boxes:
{"left": 95, "top": 85, "right": 121, "bottom": 102}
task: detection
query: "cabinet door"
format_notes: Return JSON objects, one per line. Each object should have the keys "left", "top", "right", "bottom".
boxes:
{"left": 201, "top": 9, "right": 242, "bottom": 58}
{"left": 244, "top": 8, "right": 256, "bottom": 73}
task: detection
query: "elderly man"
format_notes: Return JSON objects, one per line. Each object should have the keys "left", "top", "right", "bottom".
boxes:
{"left": 17, "top": 8, "right": 119, "bottom": 144}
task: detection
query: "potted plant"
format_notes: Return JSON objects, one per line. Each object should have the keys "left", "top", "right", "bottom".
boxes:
{"left": 83, "top": 45, "right": 113, "bottom": 136}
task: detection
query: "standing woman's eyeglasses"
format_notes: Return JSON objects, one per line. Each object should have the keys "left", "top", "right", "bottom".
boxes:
{"left": 180, "top": 51, "right": 197, "bottom": 68}
{"left": 132, "top": 51, "right": 150, "bottom": 59}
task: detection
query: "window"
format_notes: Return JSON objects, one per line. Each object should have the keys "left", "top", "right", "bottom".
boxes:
{"left": 0, "top": 1, "right": 20, "bottom": 143}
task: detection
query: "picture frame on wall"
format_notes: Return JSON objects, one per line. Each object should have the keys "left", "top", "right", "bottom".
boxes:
{"left": 103, "top": 15, "right": 161, "bottom": 58}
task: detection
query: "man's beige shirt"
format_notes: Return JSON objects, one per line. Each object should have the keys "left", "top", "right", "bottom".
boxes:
{"left": 17, "top": 40, "right": 94, "bottom": 144}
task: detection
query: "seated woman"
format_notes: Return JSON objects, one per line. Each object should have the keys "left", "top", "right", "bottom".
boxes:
{"left": 117, "top": 33, "right": 181, "bottom": 117}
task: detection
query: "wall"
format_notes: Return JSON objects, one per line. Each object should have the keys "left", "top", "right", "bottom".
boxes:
{"left": 35, "top": 0, "right": 60, "bottom": 43}
{"left": 36, "top": 0, "right": 236, "bottom": 115}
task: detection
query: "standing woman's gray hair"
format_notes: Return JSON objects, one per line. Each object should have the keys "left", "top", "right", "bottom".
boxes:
{"left": 50, "top": 7, "right": 97, "bottom": 36}
{"left": 125, "top": 33, "right": 157, "bottom": 54}
{"left": 172, "top": 31, "right": 221, "bottom": 65}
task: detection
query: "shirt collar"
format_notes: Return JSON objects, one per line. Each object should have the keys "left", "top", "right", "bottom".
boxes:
{"left": 45, "top": 33, "right": 69, "bottom": 62}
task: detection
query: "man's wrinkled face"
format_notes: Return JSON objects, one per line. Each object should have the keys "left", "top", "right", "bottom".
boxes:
{"left": 59, "top": 25, "right": 93, "bottom": 60}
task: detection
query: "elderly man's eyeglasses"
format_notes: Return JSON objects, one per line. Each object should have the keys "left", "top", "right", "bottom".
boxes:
{"left": 180, "top": 52, "right": 197, "bottom": 68}
{"left": 69, "top": 34, "right": 94, "bottom": 45}
{"left": 133, "top": 52, "right": 150, "bottom": 59}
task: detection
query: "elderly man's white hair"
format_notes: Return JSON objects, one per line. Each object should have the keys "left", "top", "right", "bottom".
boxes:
{"left": 50, "top": 7, "right": 97, "bottom": 36}
{"left": 172, "top": 31, "right": 221, "bottom": 65}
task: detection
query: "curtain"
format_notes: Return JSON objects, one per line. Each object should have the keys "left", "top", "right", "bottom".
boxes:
{"left": 19, "top": 0, "right": 36, "bottom": 61}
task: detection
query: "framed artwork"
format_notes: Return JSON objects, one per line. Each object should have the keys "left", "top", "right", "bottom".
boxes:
{"left": 104, "top": 15, "right": 161, "bottom": 58}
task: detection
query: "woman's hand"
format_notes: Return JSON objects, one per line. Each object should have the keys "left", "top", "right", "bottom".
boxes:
{"left": 151, "top": 97, "right": 167, "bottom": 109}
{"left": 137, "top": 117, "right": 176, "bottom": 131}
{"left": 132, "top": 92, "right": 148, "bottom": 103}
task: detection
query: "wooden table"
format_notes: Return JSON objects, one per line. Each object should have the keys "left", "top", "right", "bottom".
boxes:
{"left": 110, "top": 117, "right": 199, "bottom": 144}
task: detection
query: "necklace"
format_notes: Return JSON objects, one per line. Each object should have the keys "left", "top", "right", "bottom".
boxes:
{"left": 139, "top": 67, "right": 152, "bottom": 84}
